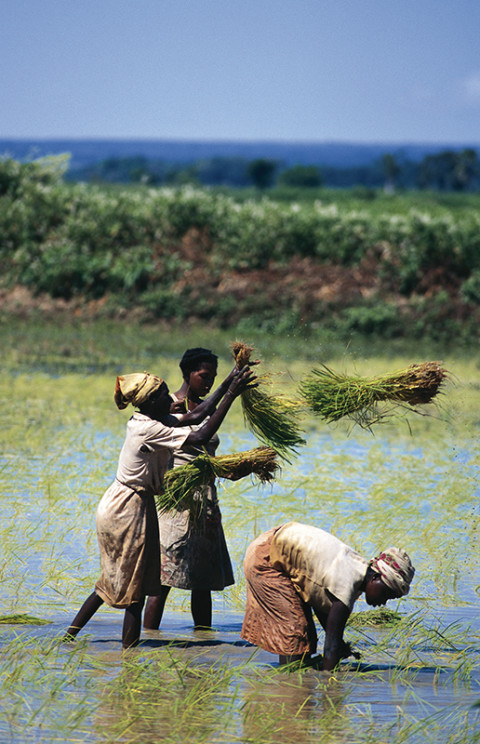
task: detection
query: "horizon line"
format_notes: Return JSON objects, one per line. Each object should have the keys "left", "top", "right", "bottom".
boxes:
{"left": 1, "top": 135, "right": 480, "bottom": 147}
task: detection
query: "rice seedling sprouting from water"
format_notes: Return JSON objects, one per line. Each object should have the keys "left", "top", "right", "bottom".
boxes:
{"left": 156, "top": 446, "right": 280, "bottom": 518}
{"left": 231, "top": 340, "right": 306, "bottom": 459}
{"left": 299, "top": 361, "right": 449, "bottom": 428}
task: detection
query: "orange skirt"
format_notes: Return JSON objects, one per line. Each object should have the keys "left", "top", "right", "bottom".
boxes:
{"left": 241, "top": 528, "right": 317, "bottom": 656}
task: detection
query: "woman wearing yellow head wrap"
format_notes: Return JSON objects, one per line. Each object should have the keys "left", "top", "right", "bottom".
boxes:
{"left": 65, "top": 364, "right": 256, "bottom": 648}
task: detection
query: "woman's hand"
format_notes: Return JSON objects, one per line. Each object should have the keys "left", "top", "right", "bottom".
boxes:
{"left": 322, "top": 598, "right": 351, "bottom": 671}
{"left": 226, "top": 365, "right": 257, "bottom": 398}
{"left": 222, "top": 461, "right": 253, "bottom": 481}
{"left": 185, "top": 366, "right": 256, "bottom": 447}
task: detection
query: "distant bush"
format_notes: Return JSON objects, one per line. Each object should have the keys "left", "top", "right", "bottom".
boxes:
{"left": 278, "top": 165, "right": 322, "bottom": 189}
{"left": 1, "top": 155, "right": 480, "bottom": 342}
{"left": 337, "top": 303, "right": 404, "bottom": 338}
{"left": 460, "top": 270, "right": 480, "bottom": 304}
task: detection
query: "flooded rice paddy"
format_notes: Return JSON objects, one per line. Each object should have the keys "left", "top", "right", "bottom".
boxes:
{"left": 1, "top": 350, "right": 479, "bottom": 743}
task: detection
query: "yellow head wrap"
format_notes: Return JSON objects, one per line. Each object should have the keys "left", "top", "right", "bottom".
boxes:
{"left": 114, "top": 372, "right": 164, "bottom": 410}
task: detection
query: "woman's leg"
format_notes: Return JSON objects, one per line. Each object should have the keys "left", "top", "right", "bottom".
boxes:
{"left": 191, "top": 589, "right": 212, "bottom": 629}
{"left": 143, "top": 586, "right": 171, "bottom": 629}
{"left": 278, "top": 653, "right": 309, "bottom": 666}
{"left": 64, "top": 591, "right": 104, "bottom": 639}
{"left": 122, "top": 598, "right": 145, "bottom": 649}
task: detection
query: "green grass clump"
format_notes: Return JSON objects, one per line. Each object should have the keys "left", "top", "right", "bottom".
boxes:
{"left": 0, "top": 614, "right": 51, "bottom": 625}
{"left": 157, "top": 446, "right": 279, "bottom": 516}
{"left": 231, "top": 341, "right": 306, "bottom": 459}
{"left": 299, "top": 361, "right": 448, "bottom": 427}
{"left": 347, "top": 607, "right": 403, "bottom": 628}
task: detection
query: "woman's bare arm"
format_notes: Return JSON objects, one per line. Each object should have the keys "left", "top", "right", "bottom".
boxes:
{"left": 185, "top": 367, "right": 256, "bottom": 445}
{"left": 172, "top": 367, "right": 238, "bottom": 426}
{"left": 321, "top": 599, "right": 351, "bottom": 671}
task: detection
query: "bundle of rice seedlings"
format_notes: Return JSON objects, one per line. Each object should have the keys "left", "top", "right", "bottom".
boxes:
{"left": 231, "top": 340, "right": 306, "bottom": 459}
{"left": 0, "top": 614, "right": 51, "bottom": 625}
{"left": 156, "top": 446, "right": 279, "bottom": 517}
{"left": 299, "top": 361, "right": 448, "bottom": 427}
{"left": 347, "top": 607, "right": 403, "bottom": 628}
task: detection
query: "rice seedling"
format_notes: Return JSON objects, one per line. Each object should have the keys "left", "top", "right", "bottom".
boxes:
{"left": 156, "top": 446, "right": 279, "bottom": 516}
{"left": 0, "top": 634, "right": 102, "bottom": 741}
{"left": 231, "top": 340, "right": 306, "bottom": 459}
{"left": 1, "top": 338, "right": 480, "bottom": 743}
{"left": 299, "top": 361, "right": 449, "bottom": 428}
{"left": 0, "top": 614, "right": 51, "bottom": 625}
{"left": 348, "top": 608, "right": 403, "bottom": 628}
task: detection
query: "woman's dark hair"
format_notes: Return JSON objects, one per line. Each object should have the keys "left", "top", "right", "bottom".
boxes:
{"left": 179, "top": 347, "right": 218, "bottom": 378}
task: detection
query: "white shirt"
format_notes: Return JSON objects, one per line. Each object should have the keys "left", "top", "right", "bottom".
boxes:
{"left": 115, "top": 413, "right": 190, "bottom": 496}
{"left": 269, "top": 521, "right": 369, "bottom": 613}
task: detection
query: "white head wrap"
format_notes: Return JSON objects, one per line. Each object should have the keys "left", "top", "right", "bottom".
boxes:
{"left": 114, "top": 372, "right": 164, "bottom": 410}
{"left": 370, "top": 547, "right": 415, "bottom": 597}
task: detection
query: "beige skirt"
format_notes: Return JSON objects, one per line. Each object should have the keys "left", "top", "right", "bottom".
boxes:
{"left": 241, "top": 528, "right": 317, "bottom": 656}
{"left": 94, "top": 481, "right": 162, "bottom": 608}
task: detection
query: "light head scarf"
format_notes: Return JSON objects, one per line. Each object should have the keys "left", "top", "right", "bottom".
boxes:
{"left": 114, "top": 372, "right": 164, "bottom": 410}
{"left": 370, "top": 547, "right": 415, "bottom": 597}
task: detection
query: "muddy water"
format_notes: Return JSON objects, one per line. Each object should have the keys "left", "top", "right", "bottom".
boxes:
{"left": 1, "top": 371, "right": 479, "bottom": 742}
{"left": 1, "top": 605, "right": 478, "bottom": 743}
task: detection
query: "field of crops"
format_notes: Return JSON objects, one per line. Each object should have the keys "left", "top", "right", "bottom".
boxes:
{"left": 2, "top": 155, "right": 480, "bottom": 343}
{"left": 0, "top": 323, "right": 479, "bottom": 743}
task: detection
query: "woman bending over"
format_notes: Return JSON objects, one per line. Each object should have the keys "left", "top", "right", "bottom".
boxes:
{"left": 241, "top": 521, "right": 415, "bottom": 669}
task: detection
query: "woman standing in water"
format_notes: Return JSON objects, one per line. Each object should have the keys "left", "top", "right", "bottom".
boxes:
{"left": 65, "top": 363, "right": 255, "bottom": 648}
{"left": 144, "top": 348, "right": 236, "bottom": 631}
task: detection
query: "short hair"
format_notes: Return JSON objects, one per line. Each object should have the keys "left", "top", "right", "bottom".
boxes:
{"left": 179, "top": 347, "right": 218, "bottom": 377}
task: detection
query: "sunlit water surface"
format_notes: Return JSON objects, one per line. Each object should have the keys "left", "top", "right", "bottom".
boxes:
{"left": 1, "top": 371, "right": 479, "bottom": 743}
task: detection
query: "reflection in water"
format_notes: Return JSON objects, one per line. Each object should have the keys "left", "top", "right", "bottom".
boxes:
{"left": 92, "top": 649, "right": 353, "bottom": 744}
{"left": 241, "top": 670, "right": 349, "bottom": 744}
{"left": 92, "top": 645, "right": 244, "bottom": 743}
{"left": 84, "top": 624, "right": 480, "bottom": 744}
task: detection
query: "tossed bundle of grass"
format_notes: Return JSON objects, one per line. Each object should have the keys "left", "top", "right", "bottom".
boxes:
{"left": 299, "top": 361, "right": 449, "bottom": 427}
{"left": 231, "top": 341, "right": 306, "bottom": 459}
{"left": 156, "top": 446, "right": 279, "bottom": 516}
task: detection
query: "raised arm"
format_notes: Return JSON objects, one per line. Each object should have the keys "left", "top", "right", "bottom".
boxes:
{"left": 184, "top": 366, "right": 256, "bottom": 445}
{"left": 173, "top": 366, "right": 238, "bottom": 426}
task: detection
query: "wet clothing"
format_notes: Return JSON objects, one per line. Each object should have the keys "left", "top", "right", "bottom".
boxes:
{"left": 95, "top": 413, "right": 189, "bottom": 608}
{"left": 241, "top": 522, "right": 368, "bottom": 655}
{"left": 158, "top": 400, "right": 234, "bottom": 591}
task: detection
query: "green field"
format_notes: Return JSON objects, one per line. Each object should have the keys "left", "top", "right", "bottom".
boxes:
{"left": 1, "top": 156, "right": 479, "bottom": 741}
{"left": 2, "top": 155, "right": 480, "bottom": 344}
{"left": 0, "top": 320, "right": 479, "bottom": 743}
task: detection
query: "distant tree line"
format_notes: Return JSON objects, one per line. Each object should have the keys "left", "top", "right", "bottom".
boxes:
{"left": 66, "top": 148, "right": 480, "bottom": 192}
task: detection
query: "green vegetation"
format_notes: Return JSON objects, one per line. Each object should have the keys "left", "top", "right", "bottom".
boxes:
{"left": 1, "top": 155, "right": 480, "bottom": 345}
{"left": 0, "top": 326, "right": 479, "bottom": 742}
{"left": 158, "top": 446, "right": 279, "bottom": 515}
{"left": 299, "top": 361, "right": 448, "bottom": 427}
{"left": 0, "top": 614, "right": 51, "bottom": 625}
{"left": 347, "top": 608, "right": 402, "bottom": 628}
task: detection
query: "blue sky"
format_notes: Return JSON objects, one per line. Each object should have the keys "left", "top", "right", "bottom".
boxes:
{"left": 2, "top": 0, "right": 480, "bottom": 143}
